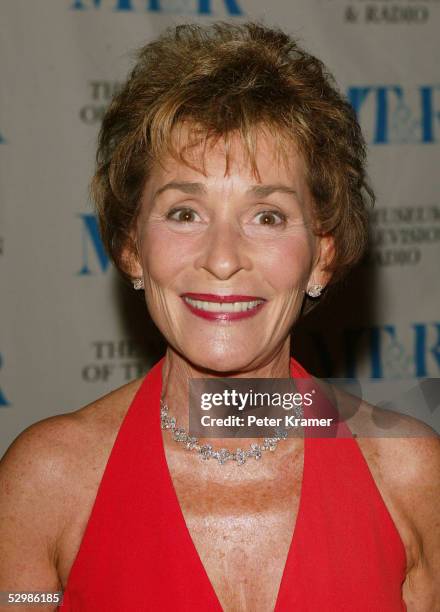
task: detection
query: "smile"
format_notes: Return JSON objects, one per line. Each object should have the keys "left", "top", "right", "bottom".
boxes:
{"left": 183, "top": 297, "right": 264, "bottom": 312}
{"left": 181, "top": 294, "right": 267, "bottom": 321}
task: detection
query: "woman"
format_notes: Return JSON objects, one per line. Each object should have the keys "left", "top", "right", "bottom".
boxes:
{"left": 0, "top": 22, "right": 439, "bottom": 612}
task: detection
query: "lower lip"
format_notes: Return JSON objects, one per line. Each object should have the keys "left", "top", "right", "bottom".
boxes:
{"left": 181, "top": 298, "right": 267, "bottom": 321}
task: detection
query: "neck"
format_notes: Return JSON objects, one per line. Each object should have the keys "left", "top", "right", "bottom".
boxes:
{"left": 160, "top": 338, "right": 292, "bottom": 424}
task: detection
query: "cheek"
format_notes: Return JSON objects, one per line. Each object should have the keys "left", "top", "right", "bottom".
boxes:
{"left": 255, "top": 233, "right": 314, "bottom": 289}
{"left": 141, "top": 225, "right": 194, "bottom": 283}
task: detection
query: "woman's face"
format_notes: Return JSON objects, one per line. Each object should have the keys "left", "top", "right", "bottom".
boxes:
{"left": 132, "top": 130, "right": 331, "bottom": 373}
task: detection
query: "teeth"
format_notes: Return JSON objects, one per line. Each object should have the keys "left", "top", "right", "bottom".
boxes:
{"left": 183, "top": 297, "right": 264, "bottom": 313}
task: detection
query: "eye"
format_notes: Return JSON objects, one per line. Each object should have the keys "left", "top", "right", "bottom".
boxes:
{"left": 166, "top": 207, "right": 201, "bottom": 223}
{"left": 254, "top": 210, "right": 287, "bottom": 226}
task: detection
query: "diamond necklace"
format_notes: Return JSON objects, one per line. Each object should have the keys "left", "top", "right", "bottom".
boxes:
{"left": 160, "top": 398, "right": 303, "bottom": 466}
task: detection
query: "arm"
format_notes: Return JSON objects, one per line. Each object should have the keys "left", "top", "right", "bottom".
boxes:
{"left": 0, "top": 417, "right": 77, "bottom": 611}
{"left": 401, "top": 435, "right": 440, "bottom": 611}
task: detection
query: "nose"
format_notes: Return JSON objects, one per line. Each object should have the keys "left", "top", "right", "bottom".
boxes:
{"left": 194, "top": 219, "right": 252, "bottom": 280}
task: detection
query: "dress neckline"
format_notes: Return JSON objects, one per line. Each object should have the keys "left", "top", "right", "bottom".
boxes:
{"left": 155, "top": 356, "right": 308, "bottom": 611}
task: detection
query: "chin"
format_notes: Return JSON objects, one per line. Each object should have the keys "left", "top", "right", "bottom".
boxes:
{"left": 181, "top": 344, "right": 259, "bottom": 376}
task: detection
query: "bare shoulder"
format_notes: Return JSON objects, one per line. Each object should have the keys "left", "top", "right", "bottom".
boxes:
{"left": 0, "top": 377, "right": 144, "bottom": 593}
{"left": 347, "top": 397, "right": 439, "bottom": 492}
{"left": 339, "top": 390, "right": 439, "bottom": 498}
{"left": 338, "top": 393, "right": 440, "bottom": 609}
{"left": 0, "top": 375, "right": 144, "bottom": 477}
{"left": 352, "top": 399, "right": 439, "bottom": 493}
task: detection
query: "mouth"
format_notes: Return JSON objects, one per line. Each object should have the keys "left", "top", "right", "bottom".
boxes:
{"left": 180, "top": 292, "right": 267, "bottom": 320}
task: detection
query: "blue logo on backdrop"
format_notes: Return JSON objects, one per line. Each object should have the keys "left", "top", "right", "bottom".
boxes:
{"left": 78, "top": 213, "right": 110, "bottom": 275}
{"left": 0, "top": 353, "right": 10, "bottom": 407}
{"left": 310, "top": 323, "right": 440, "bottom": 379}
{"left": 348, "top": 85, "right": 440, "bottom": 144}
{"left": 0, "top": 132, "right": 6, "bottom": 144}
{"left": 71, "top": 0, "right": 243, "bottom": 16}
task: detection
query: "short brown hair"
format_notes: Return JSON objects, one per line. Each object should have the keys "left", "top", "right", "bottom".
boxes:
{"left": 92, "top": 21, "right": 373, "bottom": 284}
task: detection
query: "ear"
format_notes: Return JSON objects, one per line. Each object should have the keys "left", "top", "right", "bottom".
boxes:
{"left": 119, "top": 233, "right": 143, "bottom": 280}
{"left": 309, "top": 233, "right": 335, "bottom": 289}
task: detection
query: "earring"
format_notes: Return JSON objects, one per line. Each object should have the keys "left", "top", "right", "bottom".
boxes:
{"left": 306, "top": 284, "right": 323, "bottom": 298}
{"left": 133, "top": 278, "right": 144, "bottom": 290}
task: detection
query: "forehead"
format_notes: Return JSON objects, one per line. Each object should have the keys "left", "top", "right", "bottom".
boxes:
{"left": 149, "top": 126, "right": 308, "bottom": 190}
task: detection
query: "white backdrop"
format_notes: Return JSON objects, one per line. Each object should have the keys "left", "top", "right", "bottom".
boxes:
{"left": 1, "top": 0, "right": 440, "bottom": 456}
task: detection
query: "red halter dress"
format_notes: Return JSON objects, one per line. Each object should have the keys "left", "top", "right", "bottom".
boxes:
{"left": 60, "top": 357, "right": 407, "bottom": 611}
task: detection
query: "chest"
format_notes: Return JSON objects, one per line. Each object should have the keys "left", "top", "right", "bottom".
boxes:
{"left": 57, "top": 432, "right": 413, "bottom": 612}
{"left": 163, "top": 443, "right": 305, "bottom": 612}
{"left": 56, "top": 440, "right": 303, "bottom": 609}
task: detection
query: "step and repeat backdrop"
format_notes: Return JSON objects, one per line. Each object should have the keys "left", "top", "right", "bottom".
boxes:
{"left": 1, "top": 0, "right": 439, "bottom": 455}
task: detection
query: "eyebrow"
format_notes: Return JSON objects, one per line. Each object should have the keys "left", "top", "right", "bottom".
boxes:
{"left": 153, "top": 181, "right": 297, "bottom": 200}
